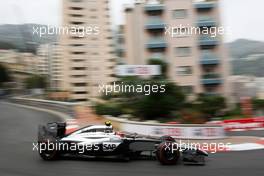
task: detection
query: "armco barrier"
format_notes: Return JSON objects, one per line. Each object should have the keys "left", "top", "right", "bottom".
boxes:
{"left": 208, "top": 117, "right": 264, "bottom": 131}
{"left": 105, "top": 116, "right": 226, "bottom": 139}
{"left": 8, "top": 97, "right": 81, "bottom": 118}
{"left": 8, "top": 97, "right": 226, "bottom": 139}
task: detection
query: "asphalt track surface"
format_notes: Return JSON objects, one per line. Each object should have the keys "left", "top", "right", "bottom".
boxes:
{"left": 0, "top": 101, "right": 264, "bottom": 176}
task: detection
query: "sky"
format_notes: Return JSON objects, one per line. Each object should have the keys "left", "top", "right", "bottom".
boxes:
{"left": 0, "top": 0, "right": 263, "bottom": 42}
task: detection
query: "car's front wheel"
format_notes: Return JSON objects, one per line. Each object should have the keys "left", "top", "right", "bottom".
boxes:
{"left": 156, "top": 142, "right": 180, "bottom": 165}
{"left": 38, "top": 138, "right": 59, "bottom": 160}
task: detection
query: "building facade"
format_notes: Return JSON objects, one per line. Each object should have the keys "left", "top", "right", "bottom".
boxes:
{"left": 60, "top": 0, "right": 116, "bottom": 101}
{"left": 36, "top": 43, "right": 63, "bottom": 90}
{"left": 230, "top": 75, "right": 264, "bottom": 102}
{"left": 0, "top": 49, "right": 38, "bottom": 89}
{"left": 124, "top": 0, "right": 231, "bottom": 99}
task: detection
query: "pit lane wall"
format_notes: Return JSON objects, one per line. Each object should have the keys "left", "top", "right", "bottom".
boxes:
{"left": 105, "top": 116, "right": 226, "bottom": 139}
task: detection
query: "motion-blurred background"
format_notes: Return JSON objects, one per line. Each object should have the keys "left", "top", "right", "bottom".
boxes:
{"left": 0, "top": 0, "right": 264, "bottom": 123}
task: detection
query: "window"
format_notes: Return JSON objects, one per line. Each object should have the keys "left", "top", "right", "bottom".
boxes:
{"left": 175, "top": 47, "right": 191, "bottom": 57}
{"left": 70, "top": 21, "right": 84, "bottom": 25}
{"left": 69, "top": 14, "right": 83, "bottom": 17}
{"left": 72, "top": 59, "right": 85, "bottom": 63}
{"left": 72, "top": 67, "right": 86, "bottom": 70}
{"left": 71, "top": 52, "right": 86, "bottom": 55}
{"left": 176, "top": 66, "right": 192, "bottom": 75}
{"left": 70, "top": 36, "right": 84, "bottom": 39}
{"left": 172, "top": 9, "right": 188, "bottom": 19}
{"left": 73, "top": 83, "right": 87, "bottom": 87}
{"left": 74, "top": 91, "right": 87, "bottom": 94}
{"left": 71, "top": 74, "right": 86, "bottom": 78}
{"left": 173, "top": 28, "right": 190, "bottom": 38}
{"left": 70, "top": 44, "right": 85, "bottom": 47}
{"left": 70, "top": 7, "right": 83, "bottom": 10}
{"left": 181, "top": 86, "right": 193, "bottom": 94}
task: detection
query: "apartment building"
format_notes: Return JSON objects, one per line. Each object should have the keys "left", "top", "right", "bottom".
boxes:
{"left": 36, "top": 43, "right": 63, "bottom": 90}
{"left": 230, "top": 76, "right": 264, "bottom": 102}
{"left": 0, "top": 49, "right": 38, "bottom": 89}
{"left": 114, "top": 25, "right": 126, "bottom": 64}
{"left": 124, "top": 0, "right": 230, "bottom": 99}
{"left": 60, "top": 0, "right": 116, "bottom": 101}
{"left": 36, "top": 44, "right": 51, "bottom": 76}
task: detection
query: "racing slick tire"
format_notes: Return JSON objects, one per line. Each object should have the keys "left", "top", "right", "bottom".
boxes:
{"left": 38, "top": 137, "right": 60, "bottom": 161}
{"left": 156, "top": 141, "right": 180, "bottom": 165}
{"left": 160, "top": 135, "right": 175, "bottom": 142}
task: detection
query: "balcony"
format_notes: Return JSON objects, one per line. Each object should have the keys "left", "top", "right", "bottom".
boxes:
{"left": 72, "top": 87, "right": 87, "bottom": 92}
{"left": 197, "top": 16, "right": 216, "bottom": 27}
{"left": 200, "top": 51, "right": 219, "bottom": 65}
{"left": 149, "top": 53, "right": 166, "bottom": 60}
{"left": 199, "top": 35, "right": 219, "bottom": 46}
{"left": 201, "top": 73, "right": 222, "bottom": 85}
{"left": 145, "top": 17, "right": 166, "bottom": 30}
{"left": 145, "top": 4, "right": 165, "bottom": 11}
{"left": 194, "top": 1, "right": 216, "bottom": 9}
{"left": 146, "top": 37, "right": 167, "bottom": 49}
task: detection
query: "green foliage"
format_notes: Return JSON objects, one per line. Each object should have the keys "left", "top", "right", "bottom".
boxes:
{"left": 24, "top": 75, "right": 47, "bottom": 89}
{"left": 0, "top": 64, "right": 10, "bottom": 87}
{"left": 96, "top": 59, "right": 186, "bottom": 120}
{"left": 195, "top": 94, "right": 226, "bottom": 119}
{"left": 116, "top": 78, "right": 185, "bottom": 120}
{"left": 148, "top": 58, "right": 168, "bottom": 78}
{"left": 95, "top": 103, "right": 123, "bottom": 117}
{"left": 253, "top": 98, "right": 264, "bottom": 110}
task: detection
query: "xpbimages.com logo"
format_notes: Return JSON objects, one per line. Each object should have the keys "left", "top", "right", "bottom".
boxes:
{"left": 165, "top": 24, "right": 232, "bottom": 38}
{"left": 162, "top": 141, "right": 231, "bottom": 154}
{"left": 32, "top": 25, "right": 100, "bottom": 37}
{"left": 98, "top": 82, "right": 166, "bottom": 96}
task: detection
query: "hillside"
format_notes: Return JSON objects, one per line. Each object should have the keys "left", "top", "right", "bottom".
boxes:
{"left": 0, "top": 24, "right": 57, "bottom": 54}
{"left": 228, "top": 39, "right": 264, "bottom": 77}
{"left": 228, "top": 39, "right": 264, "bottom": 59}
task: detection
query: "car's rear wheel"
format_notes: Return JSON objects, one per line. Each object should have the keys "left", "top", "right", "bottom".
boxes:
{"left": 156, "top": 142, "right": 180, "bottom": 165}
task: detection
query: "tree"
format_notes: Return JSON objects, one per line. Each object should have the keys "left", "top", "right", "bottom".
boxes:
{"left": 195, "top": 94, "right": 226, "bottom": 120}
{"left": 0, "top": 64, "right": 10, "bottom": 87}
{"left": 148, "top": 58, "right": 168, "bottom": 78}
{"left": 253, "top": 98, "right": 264, "bottom": 110}
{"left": 24, "top": 75, "right": 47, "bottom": 89}
{"left": 134, "top": 81, "right": 186, "bottom": 119}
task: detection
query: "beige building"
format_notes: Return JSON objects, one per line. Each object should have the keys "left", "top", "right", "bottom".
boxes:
{"left": 60, "top": 0, "right": 116, "bottom": 101}
{"left": 36, "top": 43, "right": 63, "bottom": 90}
{"left": 124, "top": 0, "right": 231, "bottom": 99}
{"left": 36, "top": 44, "right": 50, "bottom": 76}
{"left": 0, "top": 49, "right": 38, "bottom": 89}
{"left": 229, "top": 75, "right": 264, "bottom": 102}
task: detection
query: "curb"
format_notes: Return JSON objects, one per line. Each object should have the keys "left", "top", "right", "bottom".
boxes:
{"left": 226, "top": 141, "right": 264, "bottom": 152}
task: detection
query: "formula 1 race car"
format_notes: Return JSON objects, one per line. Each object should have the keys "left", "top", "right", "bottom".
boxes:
{"left": 37, "top": 121, "right": 208, "bottom": 165}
